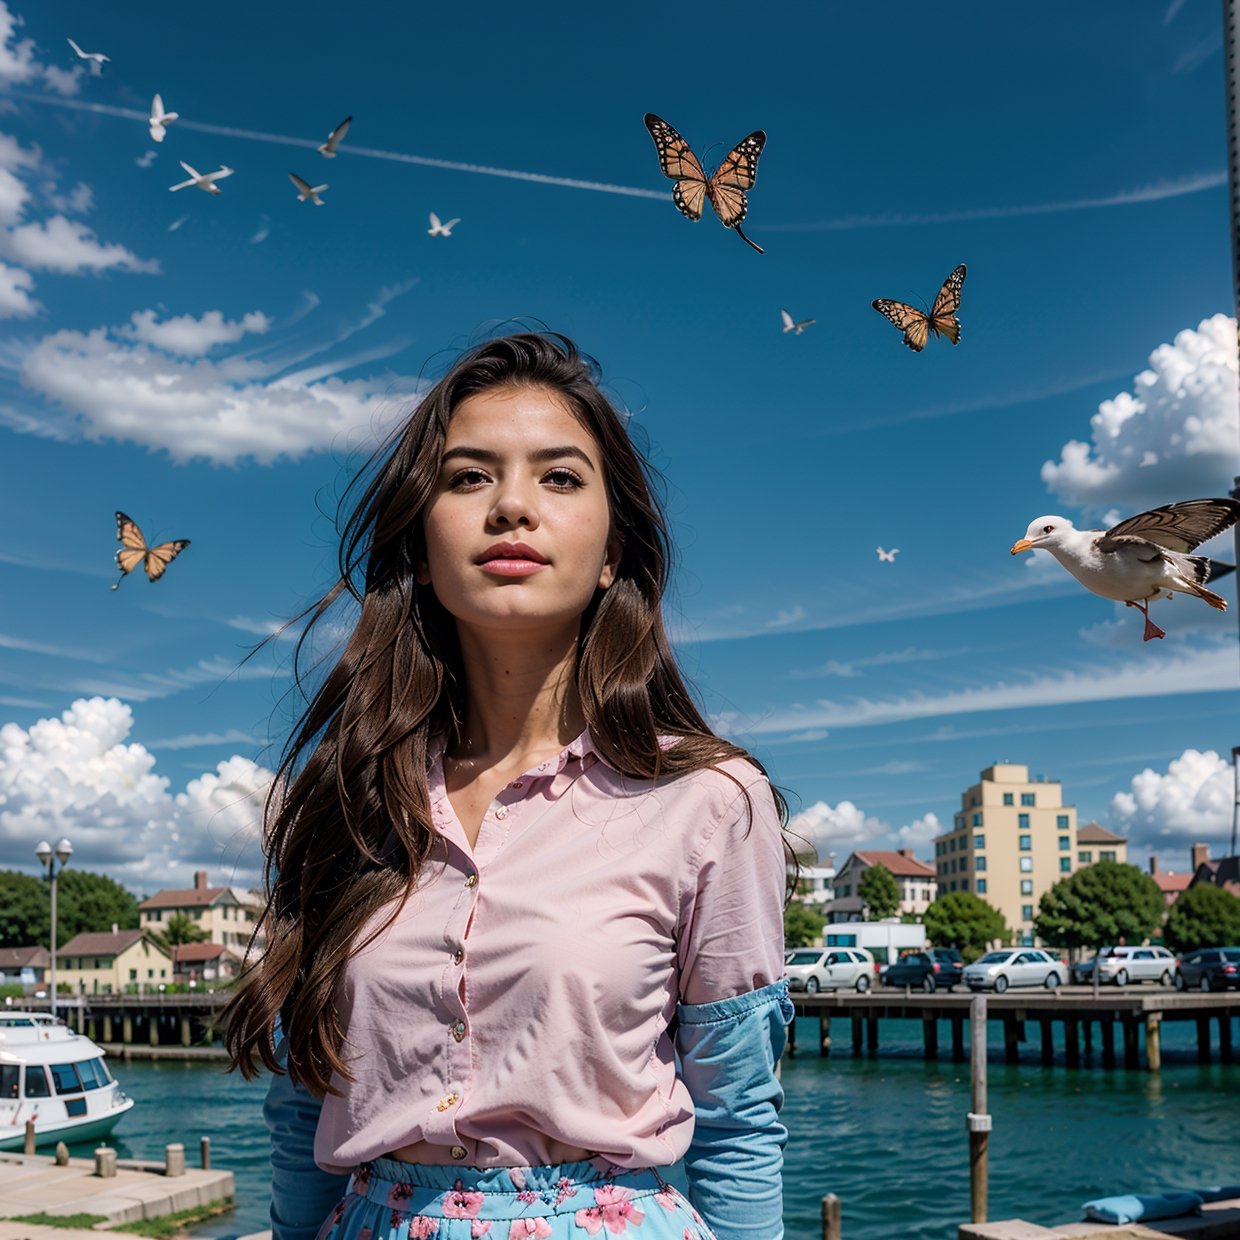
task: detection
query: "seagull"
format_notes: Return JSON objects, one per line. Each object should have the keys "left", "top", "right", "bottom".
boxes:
{"left": 781, "top": 308, "right": 815, "bottom": 335}
{"left": 318, "top": 116, "right": 352, "bottom": 159}
{"left": 67, "top": 37, "right": 108, "bottom": 74}
{"left": 428, "top": 212, "right": 460, "bottom": 237}
{"left": 288, "top": 173, "right": 328, "bottom": 205}
{"left": 168, "top": 161, "right": 234, "bottom": 194}
{"left": 1011, "top": 498, "right": 1240, "bottom": 641}
{"left": 876, "top": 547, "right": 899, "bottom": 563}
{"left": 148, "top": 94, "right": 178, "bottom": 143}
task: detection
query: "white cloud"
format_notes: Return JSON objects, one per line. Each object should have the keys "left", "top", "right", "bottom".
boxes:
{"left": 787, "top": 799, "right": 887, "bottom": 857}
{"left": 0, "top": 697, "right": 272, "bottom": 888}
{"left": 897, "top": 811, "right": 941, "bottom": 850}
{"left": 0, "top": 3, "right": 80, "bottom": 96}
{"left": 0, "top": 260, "right": 37, "bottom": 317}
{"left": 66, "top": 655, "right": 290, "bottom": 704}
{"left": 124, "top": 308, "right": 272, "bottom": 356}
{"left": 1111, "top": 748, "right": 1233, "bottom": 852}
{"left": 1, "top": 213, "right": 159, "bottom": 274}
{"left": 1041, "top": 315, "right": 1239, "bottom": 513}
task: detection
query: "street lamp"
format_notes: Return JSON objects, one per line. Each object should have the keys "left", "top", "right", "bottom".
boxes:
{"left": 34, "top": 838, "right": 72, "bottom": 1020}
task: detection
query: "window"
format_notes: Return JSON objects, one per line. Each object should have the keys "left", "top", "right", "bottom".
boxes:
{"left": 1002, "top": 793, "right": 1013, "bottom": 806}
{"left": 1019, "top": 834, "right": 1032, "bottom": 851}
{"left": 950, "top": 858, "right": 957, "bottom": 873}
{"left": 1079, "top": 850, "right": 1093, "bottom": 864}
{"left": 1020, "top": 857, "right": 1033, "bottom": 872}
{"left": 94, "top": 957, "right": 103, "bottom": 969}
{"left": 152, "top": 910, "right": 162, "bottom": 922}
{"left": 23, "top": 1066, "right": 51, "bottom": 1098}
{"left": 974, "top": 834, "right": 985, "bottom": 850}
{"left": 1101, "top": 850, "right": 1117, "bottom": 862}
{"left": 1021, "top": 793, "right": 1035, "bottom": 806}
{"left": 961, "top": 878, "right": 970, "bottom": 891}
{"left": 975, "top": 857, "right": 987, "bottom": 872}
{"left": 1057, "top": 815, "right": 1069, "bottom": 829}
{"left": 949, "top": 837, "right": 957, "bottom": 852}
{"left": 1058, "top": 836, "right": 1070, "bottom": 851}
{"left": 935, "top": 841, "right": 942, "bottom": 856}
{"left": 1022, "top": 905, "right": 1034, "bottom": 921}
{"left": 147, "top": 969, "right": 155, "bottom": 979}
{"left": 0, "top": 1065, "right": 16, "bottom": 1099}
{"left": 972, "top": 813, "right": 982, "bottom": 827}
{"left": 1021, "top": 879, "right": 1033, "bottom": 895}
{"left": 49, "top": 1062, "right": 83, "bottom": 1095}
{"left": 955, "top": 815, "right": 965, "bottom": 830}
{"left": 75, "top": 1059, "right": 106, "bottom": 1091}
{"left": 976, "top": 878, "right": 987, "bottom": 893}
{"left": 1059, "top": 857, "right": 1071, "bottom": 872}
{"left": 1018, "top": 813, "right": 1030, "bottom": 828}
{"left": 950, "top": 880, "right": 957, "bottom": 892}
{"left": 128, "top": 968, "right": 137, "bottom": 981}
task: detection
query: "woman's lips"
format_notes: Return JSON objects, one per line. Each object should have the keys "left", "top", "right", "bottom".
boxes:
{"left": 478, "top": 558, "right": 548, "bottom": 577}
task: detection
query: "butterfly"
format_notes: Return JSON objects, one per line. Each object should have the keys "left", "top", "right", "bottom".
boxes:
{"left": 112, "top": 511, "right": 191, "bottom": 590}
{"left": 872, "top": 264, "right": 967, "bottom": 351}
{"left": 643, "top": 113, "right": 767, "bottom": 254}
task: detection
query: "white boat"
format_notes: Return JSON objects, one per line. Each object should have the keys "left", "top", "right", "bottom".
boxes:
{"left": 0, "top": 1011, "right": 134, "bottom": 1150}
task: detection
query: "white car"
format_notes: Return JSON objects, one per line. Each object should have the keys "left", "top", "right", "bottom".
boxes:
{"left": 1074, "top": 945, "right": 1176, "bottom": 987}
{"left": 963, "top": 948, "right": 1067, "bottom": 993}
{"left": 785, "top": 947, "right": 874, "bottom": 993}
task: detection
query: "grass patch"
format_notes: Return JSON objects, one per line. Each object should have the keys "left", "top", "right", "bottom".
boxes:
{"left": 12, "top": 1213, "right": 109, "bottom": 1228}
{"left": 111, "top": 1199, "right": 234, "bottom": 1238}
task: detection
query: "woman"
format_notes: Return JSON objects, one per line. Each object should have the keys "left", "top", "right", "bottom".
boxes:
{"left": 225, "top": 332, "right": 794, "bottom": 1240}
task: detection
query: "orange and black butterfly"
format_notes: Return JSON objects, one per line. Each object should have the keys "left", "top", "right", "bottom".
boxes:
{"left": 872, "top": 264, "right": 967, "bottom": 351}
{"left": 643, "top": 113, "right": 767, "bottom": 254}
{"left": 112, "top": 511, "right": 190, "bottom": 590}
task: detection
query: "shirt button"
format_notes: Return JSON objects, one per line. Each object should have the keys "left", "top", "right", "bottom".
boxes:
{"left": 495, "top": 806, "right": 509, "bottom": 820}
{"left": 451, "top": 1145, "right": 467, "bottom": 1161}
{"left": 512, "top": 781, "right": 523, "bottom": 789}
{"left": 453, "top": 948, "right": 465, "bottom": 965}
{"left": 451, "top": 1019, "right": 466, "bottom": 1042}
{"left": 464, "top": 873, "right": 477, "bottom": 888}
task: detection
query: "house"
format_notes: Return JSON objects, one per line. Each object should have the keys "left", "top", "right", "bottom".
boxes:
{"left": 171, "top": 942, "right": 244, "bottom": 984}
{"left": 825, "top": 849, "right": 936, "bottom": 922}
{"left": 0, "top": 946, "right": 50, "bottom": 991}
{"left": 56, "top": 928, "right": 174, "bottom": 995}
{"left": 139, "top": 870, "right": 265, "bottom": 957}
{"left": 1075, "top": 822, "right": 1128, "bottom": 867}
{"left": 1188, "top": 843, "right": 1240, "bottom": 897}
{"left": 1148, "top": 854, "right": 1193, "bottom": 909}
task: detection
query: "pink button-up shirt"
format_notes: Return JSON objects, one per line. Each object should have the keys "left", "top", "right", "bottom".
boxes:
{"left": 314, "top": 731, "right": 786, "bottom": 1174}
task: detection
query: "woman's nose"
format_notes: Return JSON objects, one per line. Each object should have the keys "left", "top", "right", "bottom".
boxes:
{"left": 488, "top": 484, "right": 539, "bottom": 530}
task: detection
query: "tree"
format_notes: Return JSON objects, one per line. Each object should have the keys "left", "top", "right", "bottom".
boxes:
{"left": 1164, "top": 884, "right": 1240, "bottom": 952}
{"left": 857, "top": 863, "right": 900, "bottom": 920}
{"left": 784, "top": 900, "right": 825, "bottom": 948}
{"left": 924, "top": 891, "right": 1009, "bottom": 962}
{"left": 1034, "top": 860, "right": 1163, "bottom": 953}
{"left": 55, "top": 870, "right": 140, "bottom": 941}
{"left": 148, "top": 912, "right": 210, "bottom": 953}
{"left": 0, "top": 871, "right": 49, "bottom": 948}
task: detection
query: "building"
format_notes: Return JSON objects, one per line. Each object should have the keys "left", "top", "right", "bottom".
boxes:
{"left": 934, "top": 763, "right": 1079, "bottom": 946}
{"left": 1148, "top": 854, "right": 1193, "bottom": 909}
{"left": 1188, "top": 843, "right": 1240, "bottom": 897}
{"left": 0, "top": 946, "right": 50, "bottom": 992}
{"left": 56, "top": 929, "right": 174, "bottom": 995}
{"left": 1076, "top": 822, "right": 1128, "bottom": 867}
{"left": 139, "top": 870, "right": 264, "bottom": 957}
{"left": 171, "top": 942, "right": 244, "bottom": 985}
{"left": 792, "top": 860, "right": 837, "bottom": 906}
{"left": 826, "top": 849, "right": 936, "bottom": 922}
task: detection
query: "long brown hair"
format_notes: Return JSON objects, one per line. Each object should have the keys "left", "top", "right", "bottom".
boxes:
{"left": 224, "top": 331, "right": 792, "bottom": 1094}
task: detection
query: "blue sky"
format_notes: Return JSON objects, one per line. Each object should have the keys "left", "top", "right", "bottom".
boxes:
{"left": 0, "top": 1, "right": 1237, "bottom": 894}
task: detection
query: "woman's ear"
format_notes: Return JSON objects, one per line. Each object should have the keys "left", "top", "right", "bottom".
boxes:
{"left": 416, "top": 560, "right": 432, "bottom": 587}
{"left": 597, "top": 533, "right": 623, "bottom": 590}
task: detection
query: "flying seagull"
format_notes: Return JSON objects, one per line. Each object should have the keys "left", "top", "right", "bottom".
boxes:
{"left": 169, "top": 161, "right": 234, "bottom": 194}
{"left": 428, "top": 212, "right": 460, "bottom": 237}
{"left": 876, "top": 547, "right": 899, "bottom": 563}
{"left": 1011, "top": 498, "right": 1240, "bottom": 641}
{"left": 781, "top": 309, "right": 815, "bottom": 335}
{"left": 148, "top": 94, "right": 178, "bottom": 143}
{"left": 318, "top": 116, "right": 352, "bottom": 159}
{"left": 67, "top": 37, "right": 108, "bottom": 74}
{"left": 289, "top": 173, "right": 328, "bottom": 205}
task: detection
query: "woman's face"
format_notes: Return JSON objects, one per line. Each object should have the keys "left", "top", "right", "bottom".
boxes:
{"left": 420, "top": 385, "right": 619, "bottom": 640}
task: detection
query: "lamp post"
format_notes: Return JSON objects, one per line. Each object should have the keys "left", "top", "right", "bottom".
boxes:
{"left": 34, "top": 838, "right": 72, "bottom": 1020}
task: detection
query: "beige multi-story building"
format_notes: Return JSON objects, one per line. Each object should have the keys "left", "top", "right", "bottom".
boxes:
{"left": 57, "top": 929, "right": 173, "bottom": 995}
{"left": 138, "top": 870, "right": 265, "bottom": 957}
{"left": 934, "top": 763, "right": 1079, "bottom": 946}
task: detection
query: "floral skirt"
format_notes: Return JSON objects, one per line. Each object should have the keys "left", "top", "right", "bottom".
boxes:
{"left": 317, "top": 1157, "right": 715, "bottom": 1240}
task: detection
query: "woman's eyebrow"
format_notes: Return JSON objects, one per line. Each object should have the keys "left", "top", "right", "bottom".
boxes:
{"left": 441, "top": 445, "right": 598, "bottom": 471}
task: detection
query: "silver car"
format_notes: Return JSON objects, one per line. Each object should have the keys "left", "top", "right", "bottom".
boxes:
{"left": 963, "top": 948, "right": 1067, "bottom": 993}
{"left": 785, "top": 947, "right": 874, "bottom": 993}
{"left": 1074, "top": 945, "right": 1175, "bottom": 986}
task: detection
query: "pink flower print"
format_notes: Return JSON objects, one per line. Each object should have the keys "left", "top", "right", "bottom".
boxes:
{"left": 508, "top": 1167, "right": 527, "bottom": 1190}
{"left": 443, "top": 1181, "right": 485, "bottom": 1219}
{"left": 354, "top": 1164, "right": 372, "bottom": 1191}
{"left": 471, "top": 1222, "right": 492, "bottom": 1238}
{"left": 683, "top": 1231, "right": 695, "bottom": 1240}
{"left": 654, "top": 1188, "right": 678, "bottom": 1212}
{"left": 517, "top": 1190, "right": 538, "bottom": 1205}
{"left": 387, "top": 1183, "right": 414, "bottom": 1208}
{"left": 408, "top": 1218, "right": 439, "bottom": 1239}
{"left": 509, "top": 1220, "right": 553, "bottom": 1239}
{"left": 554, "top": 1177, "right": 578, "bottom": 1207}
{"left": 574, "top": 1207, "right": 605, "bottom": 1236}
{"left": 595, "top": 1185, "right": 645, "bottom": 1233}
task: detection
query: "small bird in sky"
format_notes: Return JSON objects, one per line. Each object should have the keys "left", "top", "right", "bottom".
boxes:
{"left": 1010, "top": 498, "right": 1240, "bottom": 641}
{"left": 148, "top": 94, "right": 178, "bottom": 143}
{"left": 318, "top": 116, "right": 352, "bottom": 159}
{"left": 876, "top": 547, "right": 899, "bottom": 563}
{"left": 428, "top": 212, "right": 460, "bottom": 237}
{"left": 66, "top": 37, "right": 109, "bottom": 74}
{"left": 781, "top": 309, "right": 815, "bottom": 335}
{"left": 169, "top": 161, "right": 234, "bottom": 194}
{"left": 288, "top": 173, "right": 329, "bottom": 205}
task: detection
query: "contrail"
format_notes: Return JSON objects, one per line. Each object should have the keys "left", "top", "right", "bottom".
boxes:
{"left": 757, "top": 169, "right": 1227, "bottom": 232}
{"left": 13, "top": 92, "right": 668, "bottom": 201}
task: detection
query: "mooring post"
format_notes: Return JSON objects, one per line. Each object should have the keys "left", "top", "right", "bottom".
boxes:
{"left": 1146, "top": 1013, "right": 1162, "bottom": 1072}
{"left": 1197, "top": 1016, "right": 1212, "bottom": 1065}
{"left": 200, "top": 1135, "right": 211, "bottom": 1170}
{"left": 923, "top": 1015, "right": 939, "bottom": 1059}
{"left": 821, "top": 1192, "right": 842, "bottom": 1240}
{"left": 23, "top": 1118, "right": 35, "bottom": 1155}
{"left": 1101, "top": 1019, "right": 1116, "bottom": 1068}
{"left": 967, "top": 994, "right": 991, "bottom": 1224}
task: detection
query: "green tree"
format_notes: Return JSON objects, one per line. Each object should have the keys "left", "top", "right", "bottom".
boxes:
{"left": 924, "top": 891, "right": 1009, "bottom": 962}
{"left": 0, "top": 871, "right": 49, "bottom": 948}
{"left": 857, "top": 863, "right": 900, "bottom": 920}
{"left": 1164, "top": 884, "right": 1240, "bottom": 952}
{"left": 55, "top": 870, "right": 140, "bottom": 940}
{"left": 784, "top": 900, "right": 825, "bottom": 948}
{"left": 1034, "top": 860, "right": 1163, "bottom": 953}
{"left": 148, "top": 911, "right": 210, "bottom": 953}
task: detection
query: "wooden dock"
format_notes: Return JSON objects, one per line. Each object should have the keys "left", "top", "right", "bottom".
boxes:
{"left": 788, "top": 986, "right": 1240, "bottom": 1070}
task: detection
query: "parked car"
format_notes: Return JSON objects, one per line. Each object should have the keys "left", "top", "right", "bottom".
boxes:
{"left": 1174, "top": 947, "right": 1240, "bottom": 991}
{"left": 882, "top": 949, "right": 964, "bottom": 992}
{"left": 785, "top": 947, "right": 874, "bottom": 993}
{"left": 962, "top": 948, "right": 1067, "bottom": 993}
{"left": 1072, "top": 945, "right": 1175, "bottom": 986}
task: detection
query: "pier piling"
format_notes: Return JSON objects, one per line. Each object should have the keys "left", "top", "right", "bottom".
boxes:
{"left": 1003, "top": 1016, "right": 1019, "bottom": 1064}
{"left": 1219, "top": 1013, "right": 1233, "bottom": 1064}
{"left": 967, "top": 995, "right": 990, "bottom": 1224}
{"left": 1065, "top": 1019, "right": 1080, "bottom": 1069}
{"left": 1039, "top": 1018, "right": 1053, "bottom": 1066}
{"left": 1196, "top": 1016, "right": 1212, "bottom": 1064}
{"left": 200, "top": 1135, "right": 211, "bottom": 1170}
{"left": 23, "top": 1119, "right": 34, "bottom": 1154}
{"left": 851, "top": 1014, "right": 863, "bottom": 1057}
{"left": 1101, "top": 1019, "right": 1115, "bottom": 1068}
{"left": 821, "top": 1192, "right": 842, "bottom": 1240}
{"left": 951, "top": 1014, "right": 965, "bottom": 1062}
{"left": 923, "top": 1015, "right": 939, "bottom": 1059}
{"left": 1123, "top": 1018, "right": 1140, "bottom": 1069}
{"left": 866, "top": 1015, "right": 878, "bottom": 1057}
{"left": 1145, "top": 1014, "right": 1162, "bottom": 1072}
{"left": 819, "top": 1013, "right": 831, "bottom": 1055}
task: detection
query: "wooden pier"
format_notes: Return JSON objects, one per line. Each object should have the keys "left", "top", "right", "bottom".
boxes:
{"left": 787, "top": 987, "right": 1240, "bottom": 1071}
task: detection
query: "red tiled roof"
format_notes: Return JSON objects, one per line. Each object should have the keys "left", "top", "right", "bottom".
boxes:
{"left": 1077, "top": 822, "right": 1127, "bottom": 844}
{"left": 1152, "top": 872, "right": 1192, "bottom": 894}
{"left": 851, "top": 850, "right": 936, "bottom": 879}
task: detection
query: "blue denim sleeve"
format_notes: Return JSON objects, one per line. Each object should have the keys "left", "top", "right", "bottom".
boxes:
{"left": 264, "top": 1024, "right": 351, "bottom": 1240}
{"left": 674, "top": 978, "right": 794, "bottom": 1240}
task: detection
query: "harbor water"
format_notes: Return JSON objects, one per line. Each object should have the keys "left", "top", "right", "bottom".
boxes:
{"left": 64, "top": 1015, "right": 1240, "bottom": 1240}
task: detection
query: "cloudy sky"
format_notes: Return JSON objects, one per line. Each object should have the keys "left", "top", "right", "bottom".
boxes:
{"left": 0, "top": 1, "right": 1237, "bottom": 896}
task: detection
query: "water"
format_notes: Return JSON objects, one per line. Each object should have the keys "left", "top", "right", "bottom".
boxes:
{"left": 66, "top": 1018, "right": 1240, "bottom": 1240}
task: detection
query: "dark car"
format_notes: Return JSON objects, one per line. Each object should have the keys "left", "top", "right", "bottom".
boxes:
{"left": 1175, "top": 947, "right": 1240, "bottom": 991}
{"left": 882, "top": 948, "right": 964, "bottom": 992}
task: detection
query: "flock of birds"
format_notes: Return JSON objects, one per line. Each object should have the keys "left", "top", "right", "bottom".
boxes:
{"left": 66, "top": 40, "right": 1238, "bottom": 644}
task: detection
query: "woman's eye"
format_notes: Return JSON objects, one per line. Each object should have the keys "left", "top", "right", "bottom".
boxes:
{"left": 447, "top": 467, "right": 490, "bottom": 489}
{"left": 543, "top": 467, "right": 585, "bottom": 490}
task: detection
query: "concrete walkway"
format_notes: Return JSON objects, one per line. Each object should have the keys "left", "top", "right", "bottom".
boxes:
{"left": 0, "top": 1152, "right": 234, "bottom": 1224}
